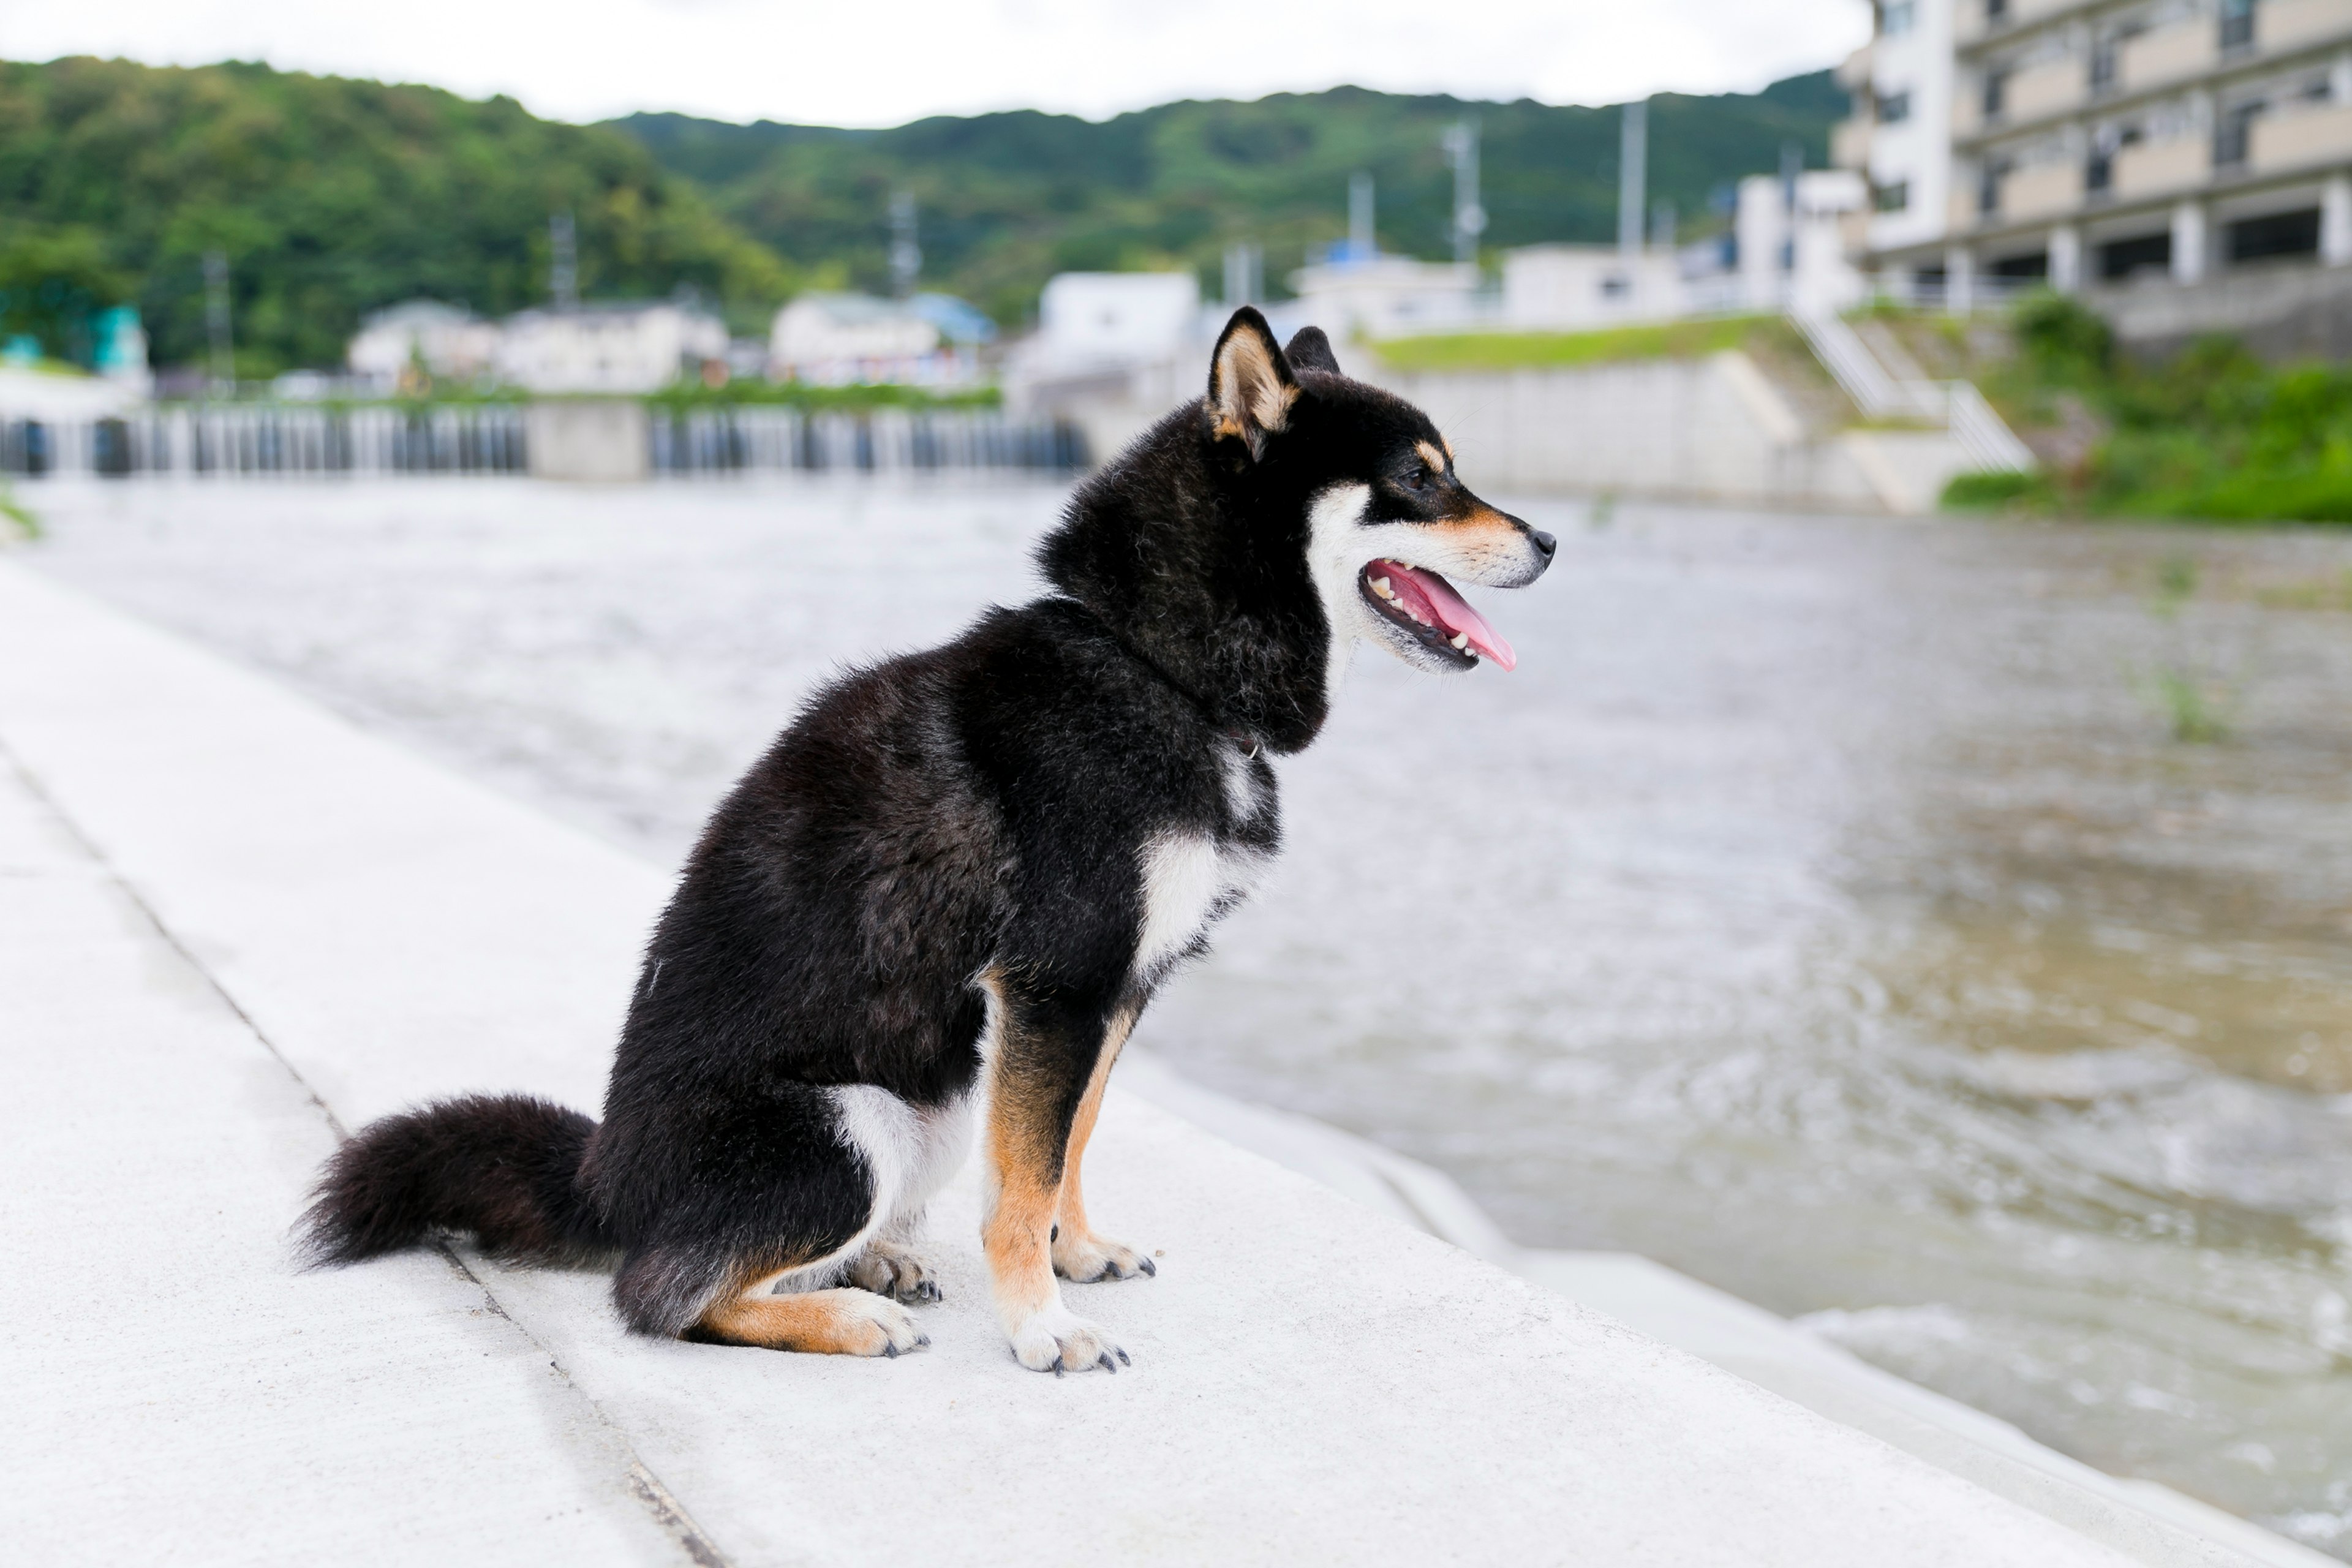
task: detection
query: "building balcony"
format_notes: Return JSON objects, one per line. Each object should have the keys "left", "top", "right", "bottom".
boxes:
{"left": 2111, "top": 135, "right": 2211, "bottom": 197}
{"left": 1959, "top": 0, "right": 2092, "bottom": 44}
{"left": 2249, "top": 99, "right": 2352, "bottom": 173}
{"left": 1832, "top": 118, "right": 1874, "bottom": 170}
{"left": 1999, "top": 162, "right": 2086, "bottom": 222}
{"left": 2003, "top": 57, "right": 2088, "bottom": 122}
{"left": 2117, "top": 21, "right": 2217, "bottom": 92}
{"left": 2258, "top": 0, "right": 2352, "bottom": 54}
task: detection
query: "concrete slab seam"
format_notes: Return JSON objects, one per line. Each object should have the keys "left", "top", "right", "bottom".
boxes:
{"left": 2, "top": 736, "right": 737, "bottom": 1568}
{"left": 1, "top": 739, "right": 351, "bottom": 1141}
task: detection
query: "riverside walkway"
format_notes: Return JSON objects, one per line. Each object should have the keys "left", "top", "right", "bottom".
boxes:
{"left": 0, "top": 556, "right": 2316, "bottom": 1567}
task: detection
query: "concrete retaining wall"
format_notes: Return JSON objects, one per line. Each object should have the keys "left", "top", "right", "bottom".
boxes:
{"left": 2094, "top": 263, "right": 2352, "bottom": 359}
{"left": 1370, "top": 351, "right": 1977, "bottom": 513}
{"left": 527, "top": 399, "right": 651, "bottom": 482}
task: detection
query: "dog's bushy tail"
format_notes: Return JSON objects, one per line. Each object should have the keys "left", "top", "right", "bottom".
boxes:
{"left": 300, "top": 1095, "right": 610, "bottom": 1267}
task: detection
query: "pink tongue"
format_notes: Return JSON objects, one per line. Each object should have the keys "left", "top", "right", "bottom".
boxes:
{"left": 1393, "top": 564, "right": 1517, "bottom": 671}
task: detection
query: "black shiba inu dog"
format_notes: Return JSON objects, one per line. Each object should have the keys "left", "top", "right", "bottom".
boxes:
{"left": 304, "top": 309, "right": 1554, "bottom": 1374}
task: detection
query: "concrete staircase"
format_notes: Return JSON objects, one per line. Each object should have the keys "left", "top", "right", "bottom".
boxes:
{"left": 1789, "top": 304, "right": 2037, "bottom": 474}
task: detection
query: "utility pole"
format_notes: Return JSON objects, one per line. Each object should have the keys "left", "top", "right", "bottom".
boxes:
{"left": 889, "top": 192, "right": 921, "bottom": 298}
{"left": 1779, "top": 140, "right": 1803, "bottom": 287}
{"left": 549, "top": 212, "right": 578, "bottom": 310}
{"left": 1618, "top": 99, "right": 1648, "bottom": 261}
{"left": 1223, "top": 241, "right": 1262, "bottom": 306}
{"left": 1348, "top": 170, "right": 1376, "bottom": 260}
{"left": 1442, "top": 120, "right": 1485, "bottom": 265}
{"left": 202, "top": 249, "right": 234, "bottom": 396}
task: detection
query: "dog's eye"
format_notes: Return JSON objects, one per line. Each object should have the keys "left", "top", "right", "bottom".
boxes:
{"left": 1400, "top": 464, "right": 1431, "bottom": 492}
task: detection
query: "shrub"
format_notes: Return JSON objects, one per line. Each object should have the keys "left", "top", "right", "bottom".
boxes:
{"left": 2011, "top": 289, "right": 2113, "bottom": 383}
{"left": 1942, "top": 469, "right": 2045, "bottom": 510}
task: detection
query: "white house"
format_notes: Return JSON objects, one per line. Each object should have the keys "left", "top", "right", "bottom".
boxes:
{"left": 347, "top": 301, "right": 501, "bottom": 387}
{"left": 1502, "top": 247, "right": 1692, "bottom": 330}
{"left": 769, "top": 293, "right": 941, "bottom": 384}
{"left": 1003, "top": 272, "right": 1206, "bottom": 465}
{"left": 1035, "top": 272, "right": 1201, "bottom": 364}
{"left": 1287, "top": 255, "right": 1482, "bottom": 340}
{"left": 494, "top": 302, "right": 726, "bottom": 395}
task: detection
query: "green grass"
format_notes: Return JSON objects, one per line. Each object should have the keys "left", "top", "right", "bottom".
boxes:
{"left": 2152, "top": 552, "right": 2198, "bottom": 614}
{"left": 2147, "top": 666, "right": 2228, "bottom": 744}
{"left": 1371, "top": 315, "right": 1778, "bottom": 374}
{"left": 2254, "top": 567, "right": 2352, "bottom": 610}
{"left": 1940, "top": 469, "right": 2048, "bottom": 510}
{"left": 0, "top": 480, "right": 38, "bottom": 540}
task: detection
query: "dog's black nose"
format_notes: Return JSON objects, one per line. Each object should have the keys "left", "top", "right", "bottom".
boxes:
{"left": 1530, "top": 530, "right": 1557, "bottom": 559}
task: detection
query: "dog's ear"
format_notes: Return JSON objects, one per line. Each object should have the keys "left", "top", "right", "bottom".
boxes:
{"left": 1284, "top": 326, "right": 1342, "bottom": 377}
{"left": 1207, "top": 307, "right": 1297, "bottom": 461}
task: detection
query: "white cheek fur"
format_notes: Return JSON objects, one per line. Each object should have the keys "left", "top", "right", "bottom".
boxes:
{"left": 1307, "top": 483, "right": 1379, "bottom": 695}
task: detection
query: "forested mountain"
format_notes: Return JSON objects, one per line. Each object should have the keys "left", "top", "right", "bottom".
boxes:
{"left": 611, "top": 74, "right": 1845, "bottom": 325}
{"left": 0, "top": 56, "right": 790, "bottom": 374}
{"left": 0, "top": 55, "right": 1842, "bottom": 373}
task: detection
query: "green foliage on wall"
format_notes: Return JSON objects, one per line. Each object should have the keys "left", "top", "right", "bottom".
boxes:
{"left": 1947, "top": 293, "right": 2352, "bottom": 522}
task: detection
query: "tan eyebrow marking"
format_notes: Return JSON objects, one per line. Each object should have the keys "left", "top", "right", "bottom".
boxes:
{"left": 1415, "top": 440, "right": 1449, "bottom": 473}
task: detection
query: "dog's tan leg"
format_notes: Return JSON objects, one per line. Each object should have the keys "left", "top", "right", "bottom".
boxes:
{"left": 688, "top": 1283, "right": 927, "bottom": 1356}
{"left": 1052, "top": 1006, "right": 1155, "bottom": 1283}
{"left": 982, "top": 972, "right": 1130, "bottom": 1374}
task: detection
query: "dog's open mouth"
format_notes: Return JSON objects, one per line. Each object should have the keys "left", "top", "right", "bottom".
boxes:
{"left": 1360, "top": 559, "right": 1517, "bottom": 671}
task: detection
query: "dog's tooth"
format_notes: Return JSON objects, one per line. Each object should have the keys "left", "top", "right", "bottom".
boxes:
{"left": 1370, "top": 576, "right": 1394, "bottom": 600}
{"left": 1450, "top": 633, "right": 1469, "bottom": 650}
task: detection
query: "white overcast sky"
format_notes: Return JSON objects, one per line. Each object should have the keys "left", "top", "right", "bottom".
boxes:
{"left": 0, "top": 0, "right": 1864, "bottom": 128}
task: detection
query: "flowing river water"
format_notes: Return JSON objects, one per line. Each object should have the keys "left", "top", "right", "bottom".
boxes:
{"left": 25, "top": 477, "right": 2352, "bottom": 1553}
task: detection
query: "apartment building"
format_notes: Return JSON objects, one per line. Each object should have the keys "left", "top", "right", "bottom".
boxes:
{"left": 1838, "top": 0, "right": 2352, "bottom": 324}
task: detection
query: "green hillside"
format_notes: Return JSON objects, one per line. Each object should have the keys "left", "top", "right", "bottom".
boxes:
{"left": 0, "top": 56, "right": 1842, "bottom": 374}
{"left": 0, "top": 56, "right": 791, "bottom": 375}
{"left": 611, "top": 74, "right": 1845, "bottom": 326}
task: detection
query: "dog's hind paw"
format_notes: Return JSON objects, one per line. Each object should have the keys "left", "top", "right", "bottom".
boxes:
{"left": 1053, "top": 1227, "right": 1156, "bottom": 1284}
{"left": 848, "top": 1240, "right": 943, "bottom": 1305}
{"left": 1008, "top": 1306, "right": 1129, "bottom": 1375}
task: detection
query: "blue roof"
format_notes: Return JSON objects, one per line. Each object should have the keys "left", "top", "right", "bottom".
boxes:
{"left": 908, "top": 293, "right": 997, "bottom": 345}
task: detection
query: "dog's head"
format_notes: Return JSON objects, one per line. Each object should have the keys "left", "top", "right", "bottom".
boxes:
{"left": 1204, "top": 307, "right": 1555, "bottom": 679}
{"left": 1041, "top": 307, "right": 1553, "bottom": 752}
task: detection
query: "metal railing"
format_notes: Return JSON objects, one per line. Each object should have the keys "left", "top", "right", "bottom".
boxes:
{"left": 1788, "top": 304, "right": 2037, "bottom": 472}
{"left": 1945, "top": 381, "right": 2038, "bottom": 471}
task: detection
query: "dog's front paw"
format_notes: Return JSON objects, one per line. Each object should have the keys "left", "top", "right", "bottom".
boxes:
{"left": 839, "top": 1292, "right": 931, "bottom": 1358}
{"left": 847, "top": 1240, "right": 943, "bottom": 1305}
{"left": 1008, "top": 1306, "right": 1129, "bottom": 1374}
{"left": 1052, "top": 1227, "right": 1156, "bottom": 1284}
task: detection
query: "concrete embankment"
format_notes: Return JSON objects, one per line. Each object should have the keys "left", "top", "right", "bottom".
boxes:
{"left": 0, "top": 557, "right": 2320, "bottom": 1567}
{"left": 1370, "top": 352, "right": 1981, "bottom": 514}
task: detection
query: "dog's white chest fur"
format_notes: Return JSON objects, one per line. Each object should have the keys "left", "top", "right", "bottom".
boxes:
{"left": 1133, "top": 831, "right": 1265, "bottom": 986}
